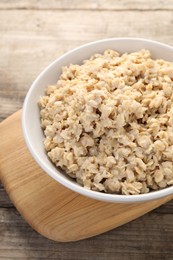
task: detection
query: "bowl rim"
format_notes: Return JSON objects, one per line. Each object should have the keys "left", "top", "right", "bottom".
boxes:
{"left": 22, "top": 37, "right": 173, "bottom": 203}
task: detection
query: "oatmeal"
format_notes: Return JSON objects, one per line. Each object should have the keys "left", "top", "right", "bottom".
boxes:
{"left": 39, "top": 49, "right": 173, "bottom": 195}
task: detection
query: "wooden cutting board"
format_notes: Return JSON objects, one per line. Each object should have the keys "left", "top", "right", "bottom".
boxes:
{"left": 0, "top": 110, "right": 173, "bottom": 242}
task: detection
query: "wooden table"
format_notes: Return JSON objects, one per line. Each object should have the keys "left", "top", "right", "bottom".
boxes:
{"left": 0, "top": 1, "right": 173, "bottom": 259}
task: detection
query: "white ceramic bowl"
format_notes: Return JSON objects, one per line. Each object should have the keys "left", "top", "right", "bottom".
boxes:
{"left": 22, "top": 38, "right": 173, "bottom": 203}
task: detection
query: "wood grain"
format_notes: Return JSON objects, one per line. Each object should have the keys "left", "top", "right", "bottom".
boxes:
{"left": 0, "top": 110, "right": 173, "bottom": 243}
{"left": 0, "top": 0, "right": 173, "bottom": 10}
{"left": 0, "top": 208, "right": 173, "bottom": 260}
{"left": 0, "top": 0, "right": 173, "bottom": 258}
{"left": 1, "top": 9, "right": 173, "bottom": 122}
{"left": 0, "top": 183, "right": 13, "bottom": 208}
